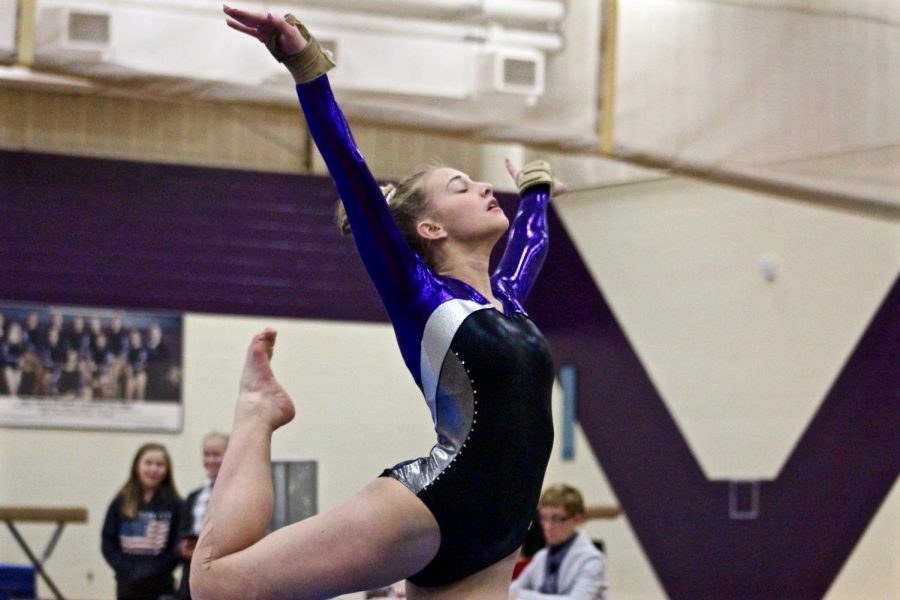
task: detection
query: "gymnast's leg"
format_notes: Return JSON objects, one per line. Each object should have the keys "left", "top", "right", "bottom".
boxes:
{"left": 190, "top": 329, "right": 441, "bottom": 600}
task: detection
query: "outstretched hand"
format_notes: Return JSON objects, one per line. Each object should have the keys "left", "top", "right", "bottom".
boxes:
{"left": 223, "top": 4, "right": 307, "bottom": 55}
{"left": 505, "top": 158, "right": 568, "bottom": 196}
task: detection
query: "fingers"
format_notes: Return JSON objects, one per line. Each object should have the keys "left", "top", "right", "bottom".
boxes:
{"left": 224, "top": 5, "right": 308, "bottom": 54}
{"left": 223, "top": 4, "right": 269, "bottom": 28}
{"left": 223, "top": 5, "right": 279, "bottom": 43}
{"left": 223, "top": 5, "right": 292, "bottom": 35}
{"left": 225, "top": 17, "right": 264, "bottom": 40}
{"left": 505, "top": 157, "right": 519, "bottom": 181}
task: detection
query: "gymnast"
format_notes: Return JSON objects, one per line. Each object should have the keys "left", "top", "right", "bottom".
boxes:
{"left": 191, "top": 6, "right": 564, "bottom": 599}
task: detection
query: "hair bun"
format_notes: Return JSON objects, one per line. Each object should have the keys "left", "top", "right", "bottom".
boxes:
{"left": 380, "top": 183, "right": 397, "bottom": 204}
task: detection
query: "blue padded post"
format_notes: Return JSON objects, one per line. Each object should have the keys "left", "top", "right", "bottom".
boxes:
{"left": 559, "top": 365, "right": 577, "bottom": 461}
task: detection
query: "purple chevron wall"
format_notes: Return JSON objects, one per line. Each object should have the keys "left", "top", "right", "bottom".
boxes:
{"left": 527, "top": 206, "right": 900, "bottom": 599}
{"left": 2, "top": 150, "right": 898, "bottom": 598}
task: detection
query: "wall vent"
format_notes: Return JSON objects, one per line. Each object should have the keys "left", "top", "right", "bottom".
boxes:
{"left": 68, "top": 12, "right": 111, "bottom": 45}
{"left": 503, "top": 57, "right": 537, "bottom": 87}
{"left": 37, "top": 7, "right": 111, "bottom": 55}
{"left": 484, "top": 49, "right": 544, "bottom": 96}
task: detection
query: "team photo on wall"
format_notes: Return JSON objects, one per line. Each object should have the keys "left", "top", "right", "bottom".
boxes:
{"left": 0, "top": 302, "right": 183, "bottom": 432}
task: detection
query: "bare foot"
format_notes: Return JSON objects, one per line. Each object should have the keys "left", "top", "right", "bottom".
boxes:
{"left": 234, "top": 328, "right": 295, "bottom": 430}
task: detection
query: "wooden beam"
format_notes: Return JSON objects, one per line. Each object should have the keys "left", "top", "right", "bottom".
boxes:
{"left": 585, "top": 504, "right": 622, "bottom": 520}
{"left": 599, "top": 0, "right": 619, "bottom": 155}
{"left": 16, "top": 0, "right": 37, "bottom": 68}
{"left": 607, "top": 149, "right": 900, "bottom": 222}
{"left": 0, "top": 506, "right": 89, "bottom": 523}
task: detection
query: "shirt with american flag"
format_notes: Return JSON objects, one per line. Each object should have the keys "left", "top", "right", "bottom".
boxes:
{"left": 101, "top": 491, "right": 182, "bottom": 597}
{"left": 119, "top": 510, "right": 174, "bottom": 555}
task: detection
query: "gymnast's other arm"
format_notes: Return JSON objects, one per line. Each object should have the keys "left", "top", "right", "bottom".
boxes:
{"left": 493, "top": 159, "right": 567, "bottom": 305}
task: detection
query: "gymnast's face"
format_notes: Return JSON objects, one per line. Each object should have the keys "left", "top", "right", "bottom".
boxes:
{"left": 137, "top": 449, "right": 168, "bottom": 492}
{"left": 419, "top": 167, "right": 508, "bottom": 245}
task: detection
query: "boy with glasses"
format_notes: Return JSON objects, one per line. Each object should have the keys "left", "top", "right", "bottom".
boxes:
{"left": 510, "top": 484, "right": 608, "bottom": 599}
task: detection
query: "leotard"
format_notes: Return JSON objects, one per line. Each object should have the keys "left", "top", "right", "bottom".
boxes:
{"left": 297, "top": 76, "right": 555, "bottom": 587}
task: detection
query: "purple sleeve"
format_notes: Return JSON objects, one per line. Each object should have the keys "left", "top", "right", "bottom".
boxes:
{"left": 295, "top": 77, "right": 450, "bottom": 381}
{"left": 492, "top": 184, "right": 552, "bottom": 304}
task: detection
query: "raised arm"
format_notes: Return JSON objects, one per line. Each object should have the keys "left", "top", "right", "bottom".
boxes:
{"left": 224, "top": 7, "right": 433, "bottom": 323}
{"left": 492, "top": 159, "right": 558, "bottom": 304}
{"left": 298, "top": 77, "right": 430, "bottom": 307}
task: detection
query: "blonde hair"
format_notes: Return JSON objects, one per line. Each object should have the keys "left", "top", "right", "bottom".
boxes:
{"left": 335, "top": 164, "right": 442, "bottom": 268}
{"left": 203, "top": 431, "right": 229, "bottom": 447}
{"left": 539, "top": 484, "right": 586, "bottom": 518}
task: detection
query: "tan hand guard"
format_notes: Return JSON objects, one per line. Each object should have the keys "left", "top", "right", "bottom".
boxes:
{"left": 267, "top": 14, "right": 336, "bottom": 84}
{"left": 515, "top": 159, "right": 554, "bottom": 196}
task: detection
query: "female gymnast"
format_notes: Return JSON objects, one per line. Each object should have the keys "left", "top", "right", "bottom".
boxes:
{"left": 191, "top": 6, "right": 564, "bottom": 599}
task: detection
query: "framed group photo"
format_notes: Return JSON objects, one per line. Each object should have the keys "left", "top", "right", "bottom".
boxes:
{"left": 0, "top": 301, "right": 183, "bottom": 432}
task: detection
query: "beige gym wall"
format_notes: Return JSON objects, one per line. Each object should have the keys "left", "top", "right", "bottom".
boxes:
{"left": 1, "top": 86, "right": 898, "bottom": 599}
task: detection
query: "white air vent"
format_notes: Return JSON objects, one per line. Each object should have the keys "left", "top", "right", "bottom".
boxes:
{"left": 481, "top": 49, "right": 544, "bottom": 96}
{"left": 37, "top": 7, "right": 111, "bottom": 57}
{"left": 68, "top": 11, "right": 110, "bottom": 45}
{"left": 503, "top": 57, "right": 537, "bottom": 87}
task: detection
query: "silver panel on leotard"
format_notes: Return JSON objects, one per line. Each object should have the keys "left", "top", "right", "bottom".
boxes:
{"left": 388, "top": 299, "right": 488, "bottom": 494}
{"left": 419, "top": 299, "right": 489, "bottom": 422}
{"left": 389, "top": 350, "right": 475, "bottom": 493}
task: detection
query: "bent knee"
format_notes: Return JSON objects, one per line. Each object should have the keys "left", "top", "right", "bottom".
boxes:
{"left": 190, "top": 556, "right": 262, "bottom": 600}
{"left": 188, "top": 546, "right": 213, "bottom": 599}
{"left": 188, "top": 559, "right": 217, "bottom": 600}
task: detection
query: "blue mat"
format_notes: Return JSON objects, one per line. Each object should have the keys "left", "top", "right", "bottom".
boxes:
{"left": 0, "top": 563, "right": 36, "bottom": 600}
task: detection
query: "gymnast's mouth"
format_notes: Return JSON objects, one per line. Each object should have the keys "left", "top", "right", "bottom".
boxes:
{"left": 487, "top": 199, "right": 499, "bottom": 211}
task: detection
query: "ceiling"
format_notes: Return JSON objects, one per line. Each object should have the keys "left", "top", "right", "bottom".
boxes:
{"left": 1, "top": 0, "right": 897, "bottom": 211}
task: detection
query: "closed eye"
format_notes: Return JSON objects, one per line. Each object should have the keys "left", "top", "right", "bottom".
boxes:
{"left": 446, "top": 174, "right": 472, "bottom": 193}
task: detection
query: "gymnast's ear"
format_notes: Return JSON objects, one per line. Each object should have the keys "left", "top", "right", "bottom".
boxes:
{"left": 416, "top": 219, "right": 447, "bottom": 242}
